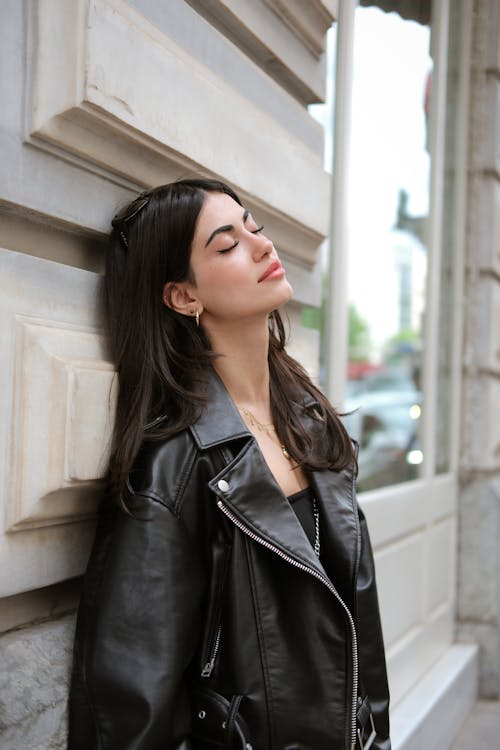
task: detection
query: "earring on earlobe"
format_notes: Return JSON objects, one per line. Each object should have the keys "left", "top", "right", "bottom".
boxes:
{"left": 195, "top": 310, "right": 200, "bottom": 327}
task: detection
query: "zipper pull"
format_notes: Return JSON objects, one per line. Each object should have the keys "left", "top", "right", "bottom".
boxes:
{"left": 201, "top": 660, "right": 215, "bottom": 678}
{"left": 201, "top": 623, "right": 222, "bottom": 679}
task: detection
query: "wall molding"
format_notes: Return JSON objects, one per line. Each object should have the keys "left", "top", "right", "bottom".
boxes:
{"left": 0, "top": 248, "right": 111, "bottom": 596}
{"left": 7, "top": 317, "right": 115, "bottom": 532}
{"left": 26, "top": 0, "right": 329, "bottom": 266}
{"left": 263, "top": 0, "right": 336, "bottom": 57}
{"left": 186, "top": 0, "right": 336, "bottom": 103}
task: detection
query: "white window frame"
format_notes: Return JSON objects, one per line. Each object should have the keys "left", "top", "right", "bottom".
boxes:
{"left": 324, "top": 0, "right": 472, "bottom": 716}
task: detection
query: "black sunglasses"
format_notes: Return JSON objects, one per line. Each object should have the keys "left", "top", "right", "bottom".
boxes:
{"left": 111, "top": 194, "right": 151, "bottom": 249}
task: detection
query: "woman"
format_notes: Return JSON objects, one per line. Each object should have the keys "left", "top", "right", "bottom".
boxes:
{"left": 68, "top": 178, "right": 390, "bottom": 750}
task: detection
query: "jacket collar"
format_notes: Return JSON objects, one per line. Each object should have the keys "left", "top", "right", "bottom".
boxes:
{"left": 189, "top": 369, "right": 252, "bottom": 449}
{"left": 189, "top": 367, "right": 318, "bottom": 449}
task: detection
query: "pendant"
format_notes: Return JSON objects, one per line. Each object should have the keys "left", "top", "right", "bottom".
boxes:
{"left": 281, "top": 446, "right": 291, "bottom": 459}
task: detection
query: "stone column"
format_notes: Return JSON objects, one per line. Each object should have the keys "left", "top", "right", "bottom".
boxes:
{"left": 458, "top": 0, "right": 500, "bottom": 700}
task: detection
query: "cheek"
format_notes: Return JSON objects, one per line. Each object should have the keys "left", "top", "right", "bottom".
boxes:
{"left": 195, "top": 265, "right": 255, "bottom": 314}
{"left": 201, "top": 278, "right": 248, "bottom": 310}
{"left": 196, "top": 261, "right": 248, "bottom": 293}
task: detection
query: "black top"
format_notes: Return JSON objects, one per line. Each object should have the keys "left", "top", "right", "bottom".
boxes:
{"left": 287, "top": 486, "right": 316, "bottom": 549}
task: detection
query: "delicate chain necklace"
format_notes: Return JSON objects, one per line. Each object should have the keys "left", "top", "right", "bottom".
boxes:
{"left": 237, "top": 405, "right": 291, "bottom": 459}
{"left": 312, "top": 498, "right": 320, "bottom": 557}
{"left": 238, "top": 405, "right": 320, "bottom": 557}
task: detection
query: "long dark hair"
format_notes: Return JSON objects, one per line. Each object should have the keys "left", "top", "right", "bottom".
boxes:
{"left": 104, "top": 178, "right": 354, "bottom": 506}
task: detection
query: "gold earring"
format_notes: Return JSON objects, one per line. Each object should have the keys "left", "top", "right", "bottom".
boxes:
{"left": 195, "top": 310, "right": 200, "bottom": 327}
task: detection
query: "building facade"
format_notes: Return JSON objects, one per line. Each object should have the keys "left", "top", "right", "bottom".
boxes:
{"left": 0, "top": 1, "right": 498, "bottom": 748}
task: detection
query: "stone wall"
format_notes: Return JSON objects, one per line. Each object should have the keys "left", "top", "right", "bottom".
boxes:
{"left": 458, "top": 0, "right": 500, "bottom": 699}
{"left": 0, "top": 616, "right": 75, "bottom": 750}
{"left": 0, "top": 1, "right": 333, "bottom": 746}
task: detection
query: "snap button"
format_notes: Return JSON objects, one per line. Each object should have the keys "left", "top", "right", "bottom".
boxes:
{"left": 217, "top": 479, "right": 229, "bottom": 493}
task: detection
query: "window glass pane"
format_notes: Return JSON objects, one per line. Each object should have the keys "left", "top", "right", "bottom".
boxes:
{"left": 343, "top": 8, "right": 431, "bottom": 492}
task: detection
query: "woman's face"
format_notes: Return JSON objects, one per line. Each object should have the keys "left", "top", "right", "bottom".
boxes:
{"left": 186, "top": 191, "right": 293, "bottom": 325}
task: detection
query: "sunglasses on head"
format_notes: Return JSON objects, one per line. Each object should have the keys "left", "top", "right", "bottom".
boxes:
{"left": 111, "top": 194, "right": 151, "bottom": 249}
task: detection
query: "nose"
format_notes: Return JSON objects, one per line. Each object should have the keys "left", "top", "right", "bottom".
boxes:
{"left": 251, "top": 232, "right": 273, "bottom": 261}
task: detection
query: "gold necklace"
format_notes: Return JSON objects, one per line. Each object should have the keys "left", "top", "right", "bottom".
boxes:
{"left": 238, "top": 406, "right": 320, "bottom": 557}
{"left": 237, "top": 405, "right": 291, "bottom": 460}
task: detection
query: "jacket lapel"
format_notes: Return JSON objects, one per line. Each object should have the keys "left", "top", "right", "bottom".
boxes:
{"left": 209, "top": 439, "right": 329, "bottom": 579}
{"left": 190, "top": 368, "right": 359, "bottom": 585}
{"left": 310, "top": 466, "right": 360, "bottom": 593}
{"left": 300, "top": 405, "right": 361, "bottom": 591}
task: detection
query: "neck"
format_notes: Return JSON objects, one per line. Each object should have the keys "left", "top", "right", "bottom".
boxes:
{"left": 207, "top": 316, "right": 272, "bottom": 411}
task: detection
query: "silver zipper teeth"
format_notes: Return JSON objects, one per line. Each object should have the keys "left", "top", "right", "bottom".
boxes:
{"left": 216, "top": 500, "right": 359, "bottom": 749}
{"left": 201, "top": 623, "right": 222, "bottom": 678}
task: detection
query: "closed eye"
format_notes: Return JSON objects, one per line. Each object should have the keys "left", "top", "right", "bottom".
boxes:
{"left": 217, "top": 224, "right": 264, "bottom": 253}
{"left": 217, "top": 241, "right": 239, "bottom": 254}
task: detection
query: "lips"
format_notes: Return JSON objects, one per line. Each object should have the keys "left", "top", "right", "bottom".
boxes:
{"left": 258, "top": 260, "right": 284, "bottom": 282}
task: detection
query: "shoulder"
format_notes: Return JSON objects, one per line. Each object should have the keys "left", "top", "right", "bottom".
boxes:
{"left": 126, "top": 428, "right": 199, "bottom": 513}
{"left": 125, "top": 425, "right": 225, "bottom": 518}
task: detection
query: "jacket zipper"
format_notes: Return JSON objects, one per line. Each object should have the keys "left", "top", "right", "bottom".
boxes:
{"left": 217, "top": 499, "right": 359, "bottom": 750}
{"left": 201, "top": 623, "right": 222, "bottom": 678}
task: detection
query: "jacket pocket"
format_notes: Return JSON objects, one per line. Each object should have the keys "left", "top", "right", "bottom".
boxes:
{"left": 191, "top": 686, "right": 250, "bottom": 750}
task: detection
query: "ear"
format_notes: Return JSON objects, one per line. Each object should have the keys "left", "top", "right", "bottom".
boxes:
{"left": 163, "top": 281, "right": 201, "bottom": 318}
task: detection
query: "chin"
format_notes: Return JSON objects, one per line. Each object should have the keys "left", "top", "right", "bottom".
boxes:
{"left": 278, "top": 280, "right": 294, "bottom": 304}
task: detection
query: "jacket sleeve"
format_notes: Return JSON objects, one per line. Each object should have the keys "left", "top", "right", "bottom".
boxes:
{"left": 355, "top": 504, "right": 391, "bottom": 750}
{"left": 68, "top": 490, "right": 206, "bottom": 750}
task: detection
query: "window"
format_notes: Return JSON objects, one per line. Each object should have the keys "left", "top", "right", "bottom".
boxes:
{"left": 342, "top": 7, "right": 430, "bottom": 491}
{"left": 316, "top": 0, "right": 465, "bottom": 493}
{"left": 313, "top": 0, "right": 470, "bottom": 711}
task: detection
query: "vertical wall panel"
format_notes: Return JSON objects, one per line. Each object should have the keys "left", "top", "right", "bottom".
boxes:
{"left": 0, "top": 249, "right": 112, "bottom": 596}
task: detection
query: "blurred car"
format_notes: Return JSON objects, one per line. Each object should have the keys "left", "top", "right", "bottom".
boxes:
{"left": 343, "top": 389, "right": 422, "bottom": 492}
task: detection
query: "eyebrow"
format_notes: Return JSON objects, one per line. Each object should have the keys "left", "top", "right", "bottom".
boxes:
{"left": 205, "top": 209, "right": 250, "bottom": 247}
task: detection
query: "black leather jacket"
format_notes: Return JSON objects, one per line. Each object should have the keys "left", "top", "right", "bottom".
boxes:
{"left": 68, "top": 371, "right": 390, "bottom": 750}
